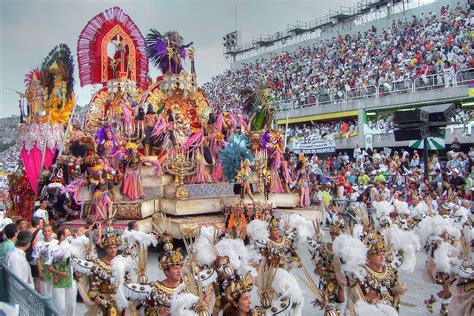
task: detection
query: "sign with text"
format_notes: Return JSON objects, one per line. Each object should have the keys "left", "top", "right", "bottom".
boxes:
{"left": 292, "top": 136, "right": 336, "bottom": 154}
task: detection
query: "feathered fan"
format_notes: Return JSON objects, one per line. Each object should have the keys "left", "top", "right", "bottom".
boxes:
{"left": 146, "top": 29, "right": 193, "bottom": 74}
{"left": 40, "top": 44, "right": 74, "bottom": 101}
{"left": 219, "top": 134, "right": 254, "bottom": 182}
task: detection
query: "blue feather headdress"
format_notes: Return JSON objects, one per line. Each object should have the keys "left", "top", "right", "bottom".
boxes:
{"left": 219, "top": 134, "right": 254, "bottom": 182}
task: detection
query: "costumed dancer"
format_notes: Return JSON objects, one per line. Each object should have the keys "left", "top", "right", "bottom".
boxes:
{"left": 97, "top": 125, "right": 120, "bottom": 170}
{"left": 280, "top": 148, "right": 293, "bottom": 193}
{"left": 223, "top": 272, "right": 258, "bottom": 316}
{"left": 143, "top": 104, "right": 159, "bottom": 156}
{"left": 235, "top": 159, "right": 254, "bottom": 202}
{"left": 248, "top": 217, "right": 301, "bottom": 269}
{"left": 24, "top": 69, "right": 46, "bottom": 123}
{"left": 121, "top": 142, "right": 144, "bottom": 200}
{"left": 220, "top": 134, "right": 255, "bottom": 199}
{"left": 88, "top": 161, "right": 115, "bottom": 221}
{"left": 182, "top": 128, "right": 212, "bottom": 184}
{"left": 121, "top": 232, "right": 184, "bottom": 315}
{"left": 417, "top": 215, "right": 461, "bottom": 315}
{"left": 211, "top": 131, "right": 226, "bottom": 182}
{"left": 264, "top": 131, "right": 285, "bottom": 194}
{"left": 294, "top": 153, "right": 311, "bottom": 207}
{"left": 306, "top": 221, "right": 347, "bottom": 315}
{"left": 448, "top": 226, "right": 473, "bottom": 316}
{"left": 87, "top": 226, "right": 129, "bottom": 316}
{"left": 152, "top": 114, "right": 174, "bottom": 164}
{"left": 42, "top": 44, "right": 75, "bottom": 125}
{"left": 333, "top": 229, "right": 407, "bottom": 315}
{"left": 146, "top": 29, "right": 193, "bottom": 75}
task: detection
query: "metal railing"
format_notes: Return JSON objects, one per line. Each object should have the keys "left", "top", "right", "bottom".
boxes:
{"left": 456, "top": 68, "right": 474, "bottom": 85}
{"left": 275, "top": 68, "right": 474, "bottom": 112}
{"left": 0, "top": 261, "right": 59, "bottom": 316}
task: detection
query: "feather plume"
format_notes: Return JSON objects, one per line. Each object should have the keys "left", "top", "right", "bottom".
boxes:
{"left": 288, "top": 214, "right": 315, "bottom": 246}
{"left": 333, "top": 234, "right": 367, "bottom": 281}
{"left": 41, "top": 44, "right": 75, "bottom": 99}
{"left": 122, "top": 283, "right": 151, "bottom": 301}
{"left": 170, "top": 290, "right": 200, "bottom": 316}
{"left": 77, "top": 7, "right": 148, "bottom": 88}
{"left": 434, "top": 241, "right": 458, "bottom": 274}
{"left": 219, "top": 134, "right": 254, "bottom": 182}
{"left": 194, "top": 227, "right": 219, "bottom": 266}
{"left": 416, "top": 215, "right": 461, "bottom": 247}
{"left": 216, "top": 238, "right": 256, "bottom": 276}
{"left": 393, "top": 199, "right": 410, "bottom": 215}
{"left": 271, "top": 268, "right": 303, "bottom": 316}
{"left": 123, "top": 229, "right": 158, "bottom": 247}
{"left": 382, "top": 225, "right": 420, "bottom": 273}
{"left": 246, "top": 219, "right": 270, "bottom": 242}
{"left": 66, "top": 235, "right": 90, "bottom": 259}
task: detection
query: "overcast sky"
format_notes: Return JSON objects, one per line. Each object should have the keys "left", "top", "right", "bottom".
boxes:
{"left": 0, "top": 0, "right": 356, "bottom": 118}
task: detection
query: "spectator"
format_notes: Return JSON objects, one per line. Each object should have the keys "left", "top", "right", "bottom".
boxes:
{"left": 451, "top": 136, "right": 461, "bottom": 153}
{"left": 374, "top": 170, "right": 386, "bottom": 183}
{"left": 358, "top": 170, "right": 370, "bottom": 186}
{"left": 5, "top": 230, "right": 34, "bottom": 288}
{"left": 33, "top": 199, "right": 49, "bottom": 224}
{"left": 26, "top": 216, "right": 44, "bottom": 292}
{"left": 0, "top": 223, "right": 17, "bottom": 261}
{"left": 449, "top": 168, "right": 465, "bottom": 191}
{"left": 16, "top": 218, "right": 29, "bottom": 232}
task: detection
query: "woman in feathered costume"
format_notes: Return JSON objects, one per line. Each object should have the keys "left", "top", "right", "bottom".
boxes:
{"left": 210, "top": 131, "right": 226, "bottom": 182}
{"left": 294, "top": 154, "right": 311, "bottom": 207}
{"left": 239, "top": 77, "right": 276, "bottom": 132}
{"left": 263, "top": 130, "right": 285, "bottom": 194}
{"left": 88, "top": 161, "right": 115, "bottom": 221}
{"left": 146, "top": 29, "right": 193, "bottom": 74}
{"left": 182, "top": 128, "right": 213, "bottom": 184}
{"left": 41, "top": 44, "right": 75, "bottom": 125}
{"left": 121, "top": 143, "right": 144, "bottom": 200}
{"left": 24, "top": 69, "right": 46, "bottom": 123}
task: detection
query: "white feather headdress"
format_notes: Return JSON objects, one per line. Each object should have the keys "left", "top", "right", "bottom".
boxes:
{"left": 332, "top": 234, "right": 367, "bottom": 281}
{"left": 246, "top": 219, "right": 270, "bottom": 242}
{"left": 382, "top": 225, "right": 421, "bottom": 273}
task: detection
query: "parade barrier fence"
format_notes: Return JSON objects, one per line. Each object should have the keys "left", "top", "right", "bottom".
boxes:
{"left": 0, "top": 261, "right": 60, "bottom": 316}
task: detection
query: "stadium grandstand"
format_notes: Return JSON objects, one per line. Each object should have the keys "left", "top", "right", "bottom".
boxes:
{"left": 203, "top": 0, "right": 474, "bottom": 155}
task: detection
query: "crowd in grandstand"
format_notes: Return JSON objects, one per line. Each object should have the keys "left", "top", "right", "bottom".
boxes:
{"left": 280, "top": 118, "right": 358, "bottom": 143}
{"left": 203, "top": 3, "right": 473, "bottom": 109}
{"left": 287, "top": 143, "right": 473, "bottom": 205}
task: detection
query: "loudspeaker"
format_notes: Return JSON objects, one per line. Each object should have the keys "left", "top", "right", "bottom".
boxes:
{"left": 393, "top": 109, "right": 429, "bottom": 125}
{"left": 394, "top": 127, "right": 430, "bottom": 141}
{"left": 428, "top": 126, "right": 445, "bottom": 138}
{"left": 427, "top": 104, "right": 455, "bottom": 122}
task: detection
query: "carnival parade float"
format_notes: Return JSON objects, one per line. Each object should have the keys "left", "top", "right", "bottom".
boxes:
{"left": 9, "top": 7, "right": 301, "bottom": 238}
